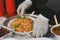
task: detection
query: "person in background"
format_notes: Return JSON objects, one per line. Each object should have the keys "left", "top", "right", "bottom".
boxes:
{"left": 0, "top": 0, "right": 16, "bottom": 17}
{"left": 16, "top": 0, "right": 55, "bottom": 25}
{"left": 6, "top": 0, "right": 16, "bottom": 17}
{"left": 0, "top": 0, "right": 5, "bottom": 16}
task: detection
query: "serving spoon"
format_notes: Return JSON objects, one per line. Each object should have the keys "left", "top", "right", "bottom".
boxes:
{"left": 54, "top": 15, "right": 60, "bottom": 31}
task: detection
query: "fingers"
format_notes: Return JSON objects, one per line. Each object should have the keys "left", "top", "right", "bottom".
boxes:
{"left": 17, "top": 5, "right": 21, "bottom": 15}
{"left": 20, "top": 8, "right": 25, "bottom": 16}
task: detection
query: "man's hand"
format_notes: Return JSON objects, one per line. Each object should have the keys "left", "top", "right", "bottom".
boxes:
{"left": 17, "top": 0, "right": 32, "bottom": 15}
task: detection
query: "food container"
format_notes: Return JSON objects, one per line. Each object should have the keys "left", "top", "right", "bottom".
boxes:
{"left": 7, "top": 14, "right": 37, "bottom": 37}
{"left": 0, "top": 26, "right": 13, "bottom": 40}
{"left": 51, "top": 24, "right": 60, "bottom": 40}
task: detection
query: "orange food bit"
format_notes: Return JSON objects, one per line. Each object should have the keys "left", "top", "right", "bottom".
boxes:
{"left": 15, "top": 27, "right": 24, "bottom": 32}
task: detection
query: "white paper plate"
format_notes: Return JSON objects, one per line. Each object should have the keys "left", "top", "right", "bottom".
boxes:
{"left": 21, "top": 38, "right": 53, "bottom": 40}
{"left": 2, "top": 37, "right": 53, "bottom": 40}
{"left": 18, "top": 37, "right": 53, "bottom": 40}
{"left": 2, "top": 38, "right": 19, "bottom": 40}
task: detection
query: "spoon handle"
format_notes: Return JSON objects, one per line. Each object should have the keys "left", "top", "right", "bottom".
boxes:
{"left": 54, "top": 15, "right": 58, "bottom": 25}
{"left": 30, "top": 11, "right": 35, "bottom": 17}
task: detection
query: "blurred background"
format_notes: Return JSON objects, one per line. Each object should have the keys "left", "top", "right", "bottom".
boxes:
{"left": 2, "top": 0, "right": 60, "bottom": 25}
{"left": 15, "top": 0, "right": 60, "bottom": 13}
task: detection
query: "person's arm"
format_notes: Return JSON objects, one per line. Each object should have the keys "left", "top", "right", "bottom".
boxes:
{"left": 27, "top": 0, "right": 56, "bottom": 25}
{"left": 15, "top": 0, "right": 24, "bottom": 8}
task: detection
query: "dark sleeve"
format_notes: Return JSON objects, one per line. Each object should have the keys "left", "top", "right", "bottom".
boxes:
{"left": 56, "top": 11, "right": 60, "bottom": 24}
{"left": 15, "top": 0, "right": 24, "bottom": 8}
{"left": 27, "top": 0, "right": 56, "bottom": 25}
{"left": 15, "top": 0, "right": 56, "bottom": 25}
